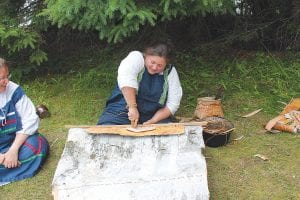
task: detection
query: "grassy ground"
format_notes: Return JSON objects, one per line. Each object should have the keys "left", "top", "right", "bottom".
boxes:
{"left": 0, "top": 49, "right": 299, "bottom": 199}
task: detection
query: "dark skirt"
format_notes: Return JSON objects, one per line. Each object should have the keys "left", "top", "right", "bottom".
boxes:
{"left": 0, "top": 133, "right": 49, "bottom": 182}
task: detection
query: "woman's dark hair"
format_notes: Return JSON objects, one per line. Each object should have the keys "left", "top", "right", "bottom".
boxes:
{"left": 143, "top": 41, "right": 174, "bottom": 62}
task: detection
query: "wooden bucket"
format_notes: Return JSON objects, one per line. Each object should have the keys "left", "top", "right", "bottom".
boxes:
{"left": 194, "top": 97, "right": 224, "bottom": 119}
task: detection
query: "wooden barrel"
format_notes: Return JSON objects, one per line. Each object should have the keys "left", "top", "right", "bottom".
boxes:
{"left": 194, "top": 97, "right": 224, "bottom": 119}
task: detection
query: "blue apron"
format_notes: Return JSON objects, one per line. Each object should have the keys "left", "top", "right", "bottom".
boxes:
{"left": 98, "top": 65, "right": 173, "bottom": 125}
{"left": 0, "top": 86, "right": 49, "bottom": 183}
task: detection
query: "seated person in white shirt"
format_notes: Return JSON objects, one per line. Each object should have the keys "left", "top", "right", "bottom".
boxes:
{"left": 97, "top": 42, "right": 183, "bottom": 127}
{"left": 0, "top": 58, "right": 49, "bottom": 186}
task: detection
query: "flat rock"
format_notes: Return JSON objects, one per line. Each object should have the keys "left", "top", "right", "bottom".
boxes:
{"left": 52, "top": 126, "right": 209, "bottom": 200}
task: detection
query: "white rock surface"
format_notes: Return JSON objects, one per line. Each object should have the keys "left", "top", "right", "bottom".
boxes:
{"left": 52, "top": 126, "right": 209, "bottom": 200}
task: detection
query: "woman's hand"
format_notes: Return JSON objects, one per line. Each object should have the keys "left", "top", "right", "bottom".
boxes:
{"left": 3, "top": 149, "right": 19, "bottom": 168}
{"left": 2, "top": 133, "right": 29, "bottom": 168}
{"left": 128, "top": 107, "right": 139, "bottom": 127}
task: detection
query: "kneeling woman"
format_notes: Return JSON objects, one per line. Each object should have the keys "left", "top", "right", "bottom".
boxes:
{"left": 97, "top": 42, "right": 182, "bottom": 126}
{"left": 0, "top": 58, "right": 49, "bottom": 185}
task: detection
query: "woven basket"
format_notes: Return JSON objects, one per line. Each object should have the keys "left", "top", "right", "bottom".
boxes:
{"left": 201, "top": 116, "right": 234, "bottom": 147}
{"left": 194, "top": 97, "right": 224, "bottom": 120}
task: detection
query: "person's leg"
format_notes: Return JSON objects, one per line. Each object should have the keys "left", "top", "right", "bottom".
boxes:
{"left": 97, "top": 110, "right": 130, "bottom": 125}
{"left": 18, "top": 133, "right": 49, "bottom": 162}
{"left": 0, "top": 133, "right": 49, "bottom": 182}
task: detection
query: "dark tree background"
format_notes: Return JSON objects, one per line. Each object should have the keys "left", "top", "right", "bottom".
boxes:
{"left": 0, "top": 0, "right": 299, "bottom": 72}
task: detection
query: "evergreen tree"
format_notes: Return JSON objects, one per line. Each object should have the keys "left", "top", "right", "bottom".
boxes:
{"left": 1, "top": 0, "right": 234, "bottom": 67}
{"left": 0, "top": 0, "right": 47, "bottom": 66}
{"left": 41, "top": 0, "right": 235, "bottom": 43}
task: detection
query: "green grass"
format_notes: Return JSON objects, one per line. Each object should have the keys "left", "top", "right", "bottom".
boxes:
{"left": 1, "top": 49, "right": 299, "bottom": 200}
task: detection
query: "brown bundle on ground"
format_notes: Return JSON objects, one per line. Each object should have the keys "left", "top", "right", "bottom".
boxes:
{"left": 265, "top": 98, "right": 300, "bottom": 133}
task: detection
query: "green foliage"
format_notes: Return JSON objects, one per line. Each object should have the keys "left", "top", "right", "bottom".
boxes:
{"left": 0, "top": 24, "right": 37, "bottom": 51}
{"left": 0, "top": 0, "right": 48, "bottom": 67}
{"left": 29, "top": 49, "right": 48, "bottom": 65}
{"left": 0, "top": 0, "right": 27, "bottom": 17}
{"left": 215, "top": 52, "right": 299, "bottom": 100}
{"left": 175, "top": 51, "right": 300, "bottom": 116}
{"left": 232, "top": 0, "right": 300, "bottom": 50}
{"left": 41, "top": 0, "right": 234, "bottom": 43}
{"left": 73, "top": 69, "right": 116, "bottom": 90}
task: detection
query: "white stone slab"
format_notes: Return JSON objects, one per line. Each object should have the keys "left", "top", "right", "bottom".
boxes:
{"left": 52, "top": 126, "right": 209, "bottom": 200}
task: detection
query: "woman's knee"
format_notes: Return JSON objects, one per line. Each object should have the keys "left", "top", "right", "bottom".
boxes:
{"left": 18, "top": 134, "right": 49, "bottom": 160}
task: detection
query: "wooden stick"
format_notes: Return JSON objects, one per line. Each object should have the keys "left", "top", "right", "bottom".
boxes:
{"left": 241, "top": 108, "right": 263, "bottom": 118}
{"left": 221, "top": 127, "right": 236, "bottom": 134}
{"left": 64, "top": 121, "right": 207, "bottom": 129}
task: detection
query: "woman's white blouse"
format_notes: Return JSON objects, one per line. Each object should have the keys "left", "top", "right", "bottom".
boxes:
{"left": 0, "top": 81, "right": 39, "bottom": 135}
